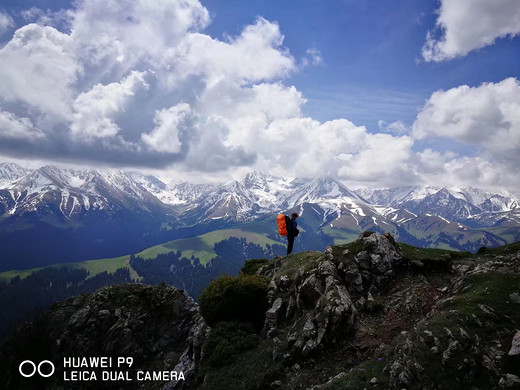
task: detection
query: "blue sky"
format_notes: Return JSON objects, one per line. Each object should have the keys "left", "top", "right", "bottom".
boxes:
{"left": 0, "top": 0, "right": 519, "bottom": 191}
{"left": 204, "top": 0, "right": 520, "bottom": 128}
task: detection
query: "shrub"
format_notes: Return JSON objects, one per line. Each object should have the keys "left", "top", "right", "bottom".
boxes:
{"left": 197, "top": 322, "right": 283, "bottom": 390}
{"left": 240, "top": 258, "right": 270, "bottom": 275}
{"left": 366, "top": 295, "right": 385, "bottom": 313}
{"left": 202, "top": 322, "right": 259, "bottom": 368}
{"left": 199, "top": 274, "right": 269, "bottom": 329}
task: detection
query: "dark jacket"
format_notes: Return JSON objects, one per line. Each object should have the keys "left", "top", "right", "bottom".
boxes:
{"left": 286, "top": 217, "right": 299, "bottom": 237}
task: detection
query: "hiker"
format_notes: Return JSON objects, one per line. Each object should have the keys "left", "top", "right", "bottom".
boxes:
{"left": 286, "top": 212, "right": 299, "bottom": 255}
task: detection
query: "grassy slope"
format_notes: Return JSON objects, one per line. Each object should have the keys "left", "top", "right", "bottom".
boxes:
{"left": 0, "top": 228, "right": 283, "bottom": 282}
{"left": 322, "top": 225, "right": 359, "bottom": 245}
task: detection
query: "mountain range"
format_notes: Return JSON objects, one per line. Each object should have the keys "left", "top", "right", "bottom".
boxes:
{"left": 1, "top": 162, "right": 519, "bottom": 271}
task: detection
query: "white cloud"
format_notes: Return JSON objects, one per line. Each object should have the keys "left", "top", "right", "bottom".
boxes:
{"left": 0, "top": 24, "right": 79, "bottom": 120}
{"left": 0, "top": 111, "right": 43, "bottom": 141}
{"left": 0, "top": 11, "right": 14, "bottom": 34}
{"left": 423, "top": 0, "right": 520, "bottom": 61}
{"left": 413, "top": 78, "right": 520, "bottom": 167}
{"left": 70, "top": 0, "right": 210, "bottom": 69}
{"left": 215, "top": 114, "right": 415, "bottom": 185}
{"left": 413, "top": 148, "right": 456, "bottom": 175}
{"left": 0, "top": 0, "right": 296, "bottom": 169}
{"left": 303, "top": 48, "right": 323, "bottom": 66}
{"left": 175, "top": 17, "right": 295, "bottom": 87}
{"left": 412, "top": 151, "right": 502, "bottom": 189}
{"left": 141, "top": 103, "right": 191, "bottom": 154}
{"left": 337, "top": 132, "right": 414, "bottom": 182}
{"left": 409, "top": 78, "right": 520, "bottom": 191}
{"left": 0, "top": 0, "right": 518, "bottom": 193}
{"left": 71, "top": 71, "right": 150, "bottom": 140}
{"left": 378, "top": 120, "right": 409, "bottom": 135}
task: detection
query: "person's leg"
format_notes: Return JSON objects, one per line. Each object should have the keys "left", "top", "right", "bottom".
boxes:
{"left": 287, "top": 236, "right": 294, "bottom": 255}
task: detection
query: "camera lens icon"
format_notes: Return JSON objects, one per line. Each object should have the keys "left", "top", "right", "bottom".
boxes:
{"left": 19, "top": 360, "right": 55, "bottom": 378}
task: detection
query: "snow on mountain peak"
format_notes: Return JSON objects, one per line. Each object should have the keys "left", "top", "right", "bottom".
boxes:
{"left": 0, "top": 162, "right": 32, "bottom": 187}
{"left": 2, "top": 163, "right": 520, "bottom": 227}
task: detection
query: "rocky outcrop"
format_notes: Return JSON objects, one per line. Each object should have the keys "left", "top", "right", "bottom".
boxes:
{"left": 0, "top": 283, "right": 206, "bottom": 390}
{"left": 3, "top": 235, "right": 519, "bottom": 390}
{"left": 261, "top": 232, "right": 402, "bottom": 360}
{"left": 379, "top": 252, "right": 520, "bottom": 390}
{"left": 261, "top": 235, "right": 520, "bottom": 390}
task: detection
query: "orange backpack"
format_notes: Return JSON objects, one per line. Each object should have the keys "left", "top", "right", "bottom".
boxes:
{"left": 276, "top": 214, "right": 288, "bottom": 236}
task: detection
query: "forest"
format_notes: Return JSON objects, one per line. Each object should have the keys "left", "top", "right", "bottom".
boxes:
{"left": 0, "top": 236, "right": 285, "bottom": 344}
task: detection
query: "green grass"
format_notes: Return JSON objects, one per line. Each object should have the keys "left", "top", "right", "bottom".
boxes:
{"left": 322, "top": 226, "right": 359, "bottom": 245}
{"left": 0, "top": 267, "right": 45, "bottom": 281}
{"left": 241, "top": 258, "right": 271, "bottom": 275}
{"left": 0, "top": 228, "right": 283, "bottom": 281}
{"left": 0, "top": 255, "right": 140, "bottom": 282}
{"left": 160, "top": 222, "right": 172, "bottom": 231}
{"left": 62, "top": 256, "right": 140, "bottom": 280}
{"left": 400, "top": 243, "right": 471, "bottom": 261}
{"left": 445, "top": 273, "right": 520, "bottom": 319}
{"left": 485, "top": 239, "right": 520, "bottom": 254}
{"left": 135, "top": 235, "right": 214, "bottom": 264}
{"left": 274, "top": 251, "right": 321, "bottom": 282}
{"left": 134, "top": 228, "right": 281, "bottom": 266}
{"left": 406, "top": 272, "right": 520, "bottom": 388}
{"left": 323, "top": 271, "right": 520, "bottom": 390}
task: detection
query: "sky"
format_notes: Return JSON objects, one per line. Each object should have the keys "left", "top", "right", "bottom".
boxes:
{"left": 0, "top": 0, "right": 519, "bottom": 191}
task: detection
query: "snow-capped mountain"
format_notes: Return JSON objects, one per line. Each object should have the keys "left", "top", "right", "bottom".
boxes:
{"left": 360, "top": 185, "right": 519, "bottom": 222}
{"left": 1, "top": 165, "right": 169, "bottom": 220}
{"left": 281, "top": 177, "right": 364, "bottom": 207}
{"left": 0, "top": 164, "right": 179, "bottom": 271}
{"left": 243, "top": 171, "right": 300, "bottom": 210}
{"left": 1, "top": 164, "right": 520, "bottom": 267}
{"left": 191, "top": 180, "right": 259, "bottom": 221}
{"left": 2, "top": 165, "right": 519, "bottom": 228}
{"left": 126, "top": 171, "right": 215, "bottom": 207}
{"left": 0, "top": 162, "right": 32, "bottom": 187}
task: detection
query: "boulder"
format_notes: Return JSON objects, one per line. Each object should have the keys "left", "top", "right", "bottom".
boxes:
{"left": 508, "top": 331, "right": 520, "bottom": 356}
{"left": 261, "top": 233, "right": 402, "bottom": 360}
{"left": 0, "top": 283, "right": 206, "bottom": 390}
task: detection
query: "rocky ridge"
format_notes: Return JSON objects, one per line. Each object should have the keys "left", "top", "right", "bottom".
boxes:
{"left": 261, "top": 233, "right": 403, "bottom": 361}
{"left": 2, "top": 234, "right": 519, "bottom": 389}
{"left": 254, "top": 234, "right": 520, "bottom": 390}
{"left": 0, "top": 283, "right": 206, "bottom": 390}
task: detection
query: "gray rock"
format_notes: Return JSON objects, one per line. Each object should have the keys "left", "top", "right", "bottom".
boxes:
{"left": 318, "top": 260, "right": 337, "bottom": 278}
{"left": 442, "top": 340, "right": 460, "bottom": 365}
{"left": 299, "top": 274, "right": 322, "bottom": 305}
{"left": 325, "top": 246, "right": 334, "bottom": 260}
{"left": 272, "top": 337, "right": 282, "bottom": 361}
{"left": 499, "top": 374, "right": 520, "bottom": 388}
{"left": 355, "top": 251, "right": 372, "bottom": 270}
{"left": 265, "top": 297, "right": 284, "bottom": 338}
{"left": 303, "top": 317, "right": 316, "bottom": 338}
{"left": 2, "top": 283, "right": 206, "bottom": 390}
{"left": 261, "top": 233, "right": 400, "bottom": 360}
{"left": 286, "top": 295, "right": 296, "bottom": 321}
{"left": 344, "top": 268, "right": 364, "bottom": 293}
{"left": 355, "top": 296, "right": 366, "bottom": 309}
{"left": 509, "top": 293, "right": 520, "bottom": 304}
{"left": 508, "top": 331, "right": 520, "bottom": 356}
